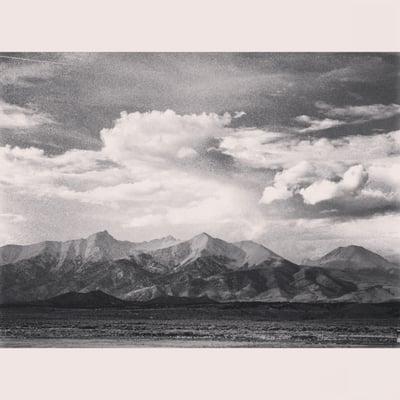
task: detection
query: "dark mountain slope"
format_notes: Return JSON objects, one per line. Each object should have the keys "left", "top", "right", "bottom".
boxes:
{"left": 1, "top": 233, "right": 399, "bottom": 304}
{"left": 34, "top": 290, "right": 127, "bottom": 307}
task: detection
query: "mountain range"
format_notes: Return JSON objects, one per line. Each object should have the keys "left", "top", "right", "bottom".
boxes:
{"left": 0, "top": 231, "right": 399, "bottom": 304}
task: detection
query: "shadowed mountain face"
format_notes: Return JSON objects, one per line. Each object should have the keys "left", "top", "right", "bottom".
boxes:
{"left": 304, "top": 245, "right": 400, "bottom": 303}
{"left": 0, "top": 232, "right": 399, "bottom": 304}
{"left": 33, "top": 290, "right": 128, "bottom": 307}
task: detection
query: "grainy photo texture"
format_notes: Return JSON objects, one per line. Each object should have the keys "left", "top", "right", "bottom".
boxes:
{"left": 0, "top": 53, "right": 399, "bottom": 347}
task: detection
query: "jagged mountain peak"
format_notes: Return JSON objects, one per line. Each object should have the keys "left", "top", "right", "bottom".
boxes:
{"left": 1, "top": 233, "right": 399, "bottom": 304}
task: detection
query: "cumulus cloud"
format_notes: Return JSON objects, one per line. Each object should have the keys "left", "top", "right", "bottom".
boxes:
{"left": 255, "top": 129, "right": 400, "bottom": 215}
{"left": 3, "top": 118, "right": 398, "bottom": 225}
{"left": 100, "top": 109, "right": 232, "bottom": 168}
{"left": 0, "top": 110, "right": 267, "bottom": 241}
{"left": 0, "top": 110, "right": 236, "bottom": 205}
{"left": 0, "top": 145, "right": 111, "bottom": 191}
{"left": 260, "top": 185, "right": 292, "bottom": 204}
{"left": 259, "top": 162, "right": 371, "bottom": 207}
{"left": 260, "top": 161, "right": 322, "bottom": 204}
{"left": 0, "top": 100, "right": 53, "bottom": 129}
{"left": 299, "top": 165, "right": 368, "bottom": 205}
{"left": 95, "top": 110, "right": 261, "bottom": 230}
{"left": 274, "top": 161, "right": 321, "bottom": 187}
{"left": 1, "top": 107, "right": 399, "bottom": 247}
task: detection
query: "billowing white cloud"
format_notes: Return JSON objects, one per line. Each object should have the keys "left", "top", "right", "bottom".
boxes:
{"left": 96, "top": 110, "right": 263, "bottom": 233}
{"left": 0, "top": 145, "right": 112, "bottom": 193}
{"left": 300, "top": 165, "right": 368, "bottom": 205}
{"left": 259, "top": 162, "right": 372, "bottom": 206}
{"left": 260, "top": 161, "right": 323, "bottom": 204}
{"left": 100, "top": 109, "right": 232, "bottom": 169}
{"left": 0, "top": 100, "right": 53, "bottom": 129}
{"left": 254, "top": 130, "right": 400, "bottom": 213}
{"left": 0, "top": 110, "right": 266, "bottom": 242}
{"left": 3, "top": 114, "right": 399, "bottom": 219}
{"left": 260, "top": 185, "right": 292, "bottom": 204}
{"left": 3, "top": 117, "right": 398, "bottom": 222}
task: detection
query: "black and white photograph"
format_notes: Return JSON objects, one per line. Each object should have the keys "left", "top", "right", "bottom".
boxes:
{"left": 1, "top": 2, "right": 400, "bottom": 400}
{"left": 0, "top": 51, "right": 399, "bottom": 348}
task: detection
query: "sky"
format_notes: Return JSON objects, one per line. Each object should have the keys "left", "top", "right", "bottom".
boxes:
{"left": 0, "top": 52, "right": 399, "bottom": 262}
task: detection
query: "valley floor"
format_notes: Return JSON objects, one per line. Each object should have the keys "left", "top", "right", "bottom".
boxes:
{"left": 0, "top": 303, "right": 399, "bottom": 347}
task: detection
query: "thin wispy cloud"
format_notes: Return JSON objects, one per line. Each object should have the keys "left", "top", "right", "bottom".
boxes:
{"left": 0, "top": 100, "right": 54, "bottom": 129}
{"left": 294, "top": 101, "right": 400, "bottom": 132}
{"left": 0, "top": 55, "right": 68, "bottom": 65}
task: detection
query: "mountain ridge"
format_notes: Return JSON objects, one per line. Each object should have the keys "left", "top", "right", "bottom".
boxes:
{"left": 0, "top": 232, "right": 398, "bottom": 305}
{"left": 0, "top": 231, "right": 180, "bottom": 268}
